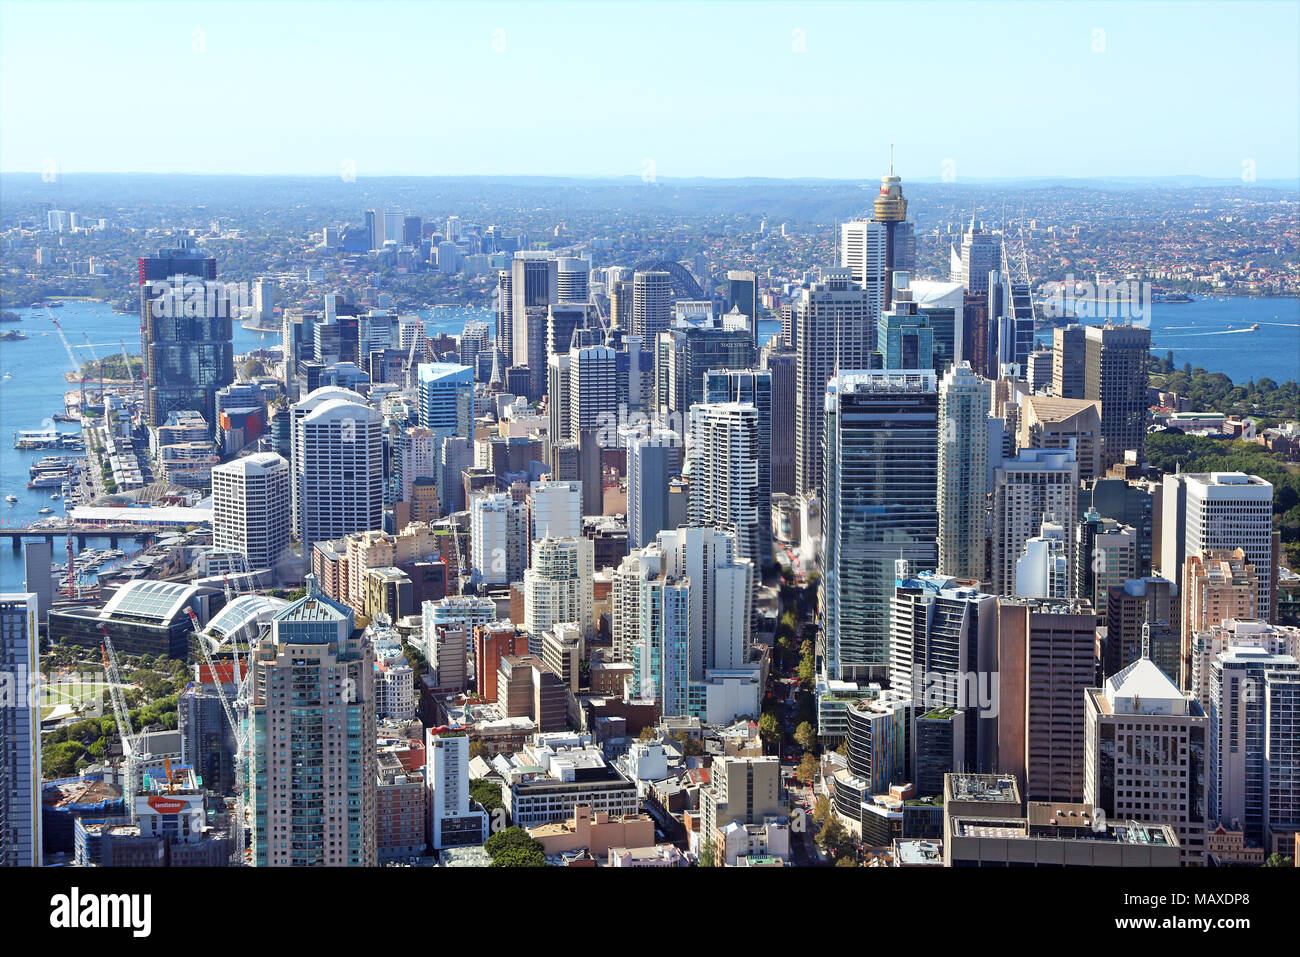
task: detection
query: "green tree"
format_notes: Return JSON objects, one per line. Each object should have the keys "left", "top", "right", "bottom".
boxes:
{"left": 484, "top": 827, "right": 546, "bottom": 866}
{"left": 758, "top": 710, "right": 782, "bottom": 751}
{"left": 797, "top": 753, "right": 819, "bottom": 783}
{"left": 811, "top": 794, "right": 830, "bottom": 826}
{"left": 469, "top": 779, "right": 504, "bottom": 816}
{"left": 698, "top": 838, "right": 716, "bottom": 867}
{"left": 1265, "top": 853, "right": 1294, "bottom": 867}
{"left": 794, "top": 721, "right": 817, "bottom": 752}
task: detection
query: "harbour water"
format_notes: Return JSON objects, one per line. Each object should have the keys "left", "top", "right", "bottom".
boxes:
{"left": 0, "top": 299, "right": 492, "bottom": 591}
{"left": 2, "top": 295, "right": 1295, "bottom": 591}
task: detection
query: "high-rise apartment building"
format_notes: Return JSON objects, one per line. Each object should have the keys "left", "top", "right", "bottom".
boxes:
{"left": 427, "top": 731, "right": 488, "bottom": 849}
{"left": 794, "top": 268, "right": 874, "bottom": 496}
{"left": 248, "top": 583, "right": 377, "bottom": 866}
{"left": 523, "top": 536, "right": 595, "bottom": 653}
{"left": 291, "top": 387, "right": 383, "bottom": 555}
{"left": 211, "top": 452, "right": 291, "bottom": 577}
{"left": 1183, "top": 548, "right": 1259, "bottom": 672}
{"left": 470, "top": 492, "right": 528, "bottom": 586}
{"left": 528, "top": 480, "right": 583, "bottom": 545}
{"left": 1208, "top": 646, "right": 1300, "bottom": 849}
{"left": 992, "top": 448, "right": 1079, "bottom": 598}
{"left": 687, "top": 402, "right": 767, "bottom": 570}
{"left": 1161, "top": 472, "right": 1275, "bottom": 624}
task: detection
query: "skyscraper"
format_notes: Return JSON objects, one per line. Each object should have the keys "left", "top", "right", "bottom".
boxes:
{"left": 937, "top": 362, "right": 990, "bottom": 582}
{"left": 523, "top": 536, "right": 595, "bottom": 653}
{"left": 1052, "top": 323, "right": 1086, "bottom": 398}
{"left": 511, "top": 251, "right": 559, "bottom": 397}
{"left": 249, "top": 583, "right": 377, "bottom": 866}
{"left": 470, "top": 492, "right": 528, "bottom": 586}
{"left": 1161, "top": 471, "right": 1275, "bottom": 624}
{"left": 794, "top": 268, "right": 874, "bottom": 496}
{"left": 1, "top": 594, "right": 40, "bottom": 867}
{"left": 291, "top": 387, "right": 384, "bottom": 555}
{"left": 992, "top": 448, "right": 1079, "bottom": 598}
{"left": 567, "top": 344, "right": 617, "bottom": 442}
{"left": 632, "top": 270, "right": 672, "bottom": 342}
{"left": 996, "top": 598, "right": 1096, "bottom": 803}
{"left": 761, "top": 350, "right": 796, "bottom": 496}
{"left": 703, "top": 368, "right": 773, "bottom": 569}
{"left": 725, "top": 269, "right": 759, "bottom": 342}
{"left": 1208, "top": 646, "right": 1300, "bottom": 848}
{"left": 626, "top": 427, "right": 683, "bottom": 551}
{"left": 138, "top": 236, "right": 232, "bottom": 434}
{"left": 687, "top": 402, "right": 766, "bottom": 570}
{"left": 1084, "top": 658, "right": 1208, "bottom": 865}
{"left": 1083, "top": 323, "right": 1151, "bottom": 466}
{"left": 949, "top": 219, "right": 1000, "bottom": 297}
{"left": 821, "top": 371, "right": 939, "bottom": 682}
{"left": 211, "top": 452, "right": 291, "bottom": 577}
{"left": 528, "top": 480, "right": 583, "bottom": 543}
{"left": 556, "top": 257, "right": 590, "bottom": 304}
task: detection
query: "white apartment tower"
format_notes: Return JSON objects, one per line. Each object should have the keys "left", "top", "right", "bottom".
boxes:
{"left": 992, "top": 447, "right": 1079, "bottom": 598}
{"left": 470, "top": 492, "right": 528, "bottom": 586}
{"left": 1161, "top": 472, "right": 1275, "bottom": 624}
{"left": 687, "top": 402, "right": 765, "bottom": 569}
{"left": 794, "top": 268, "right": 874, "bottom": 496}
{"left": 523, "top": 536, "right": 595, "bottom": 653}
{"left": 291, "top": 387, "right": 384, "bottom": 555}
{"left": 211, "top": 452, "right": 291, "bottom": 575}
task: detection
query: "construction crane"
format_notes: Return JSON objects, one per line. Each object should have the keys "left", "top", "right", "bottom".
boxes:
{"left": 185, "top": 607, "right": 252, "bottom": 865}
{"left": 46, "top": 311, "right": 90, "bottom": 412}
{"left": 81, "top": 333, "right": 105, "bottom": 400}
{"left": 119, "top": 340, "right": 136, "bottom": 386}
{"left": 98, "top": 623, "right": 140, "bottom": 815}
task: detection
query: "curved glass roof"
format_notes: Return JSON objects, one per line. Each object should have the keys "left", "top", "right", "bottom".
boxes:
{"left": 101, "top": 579, "right": 200, "bottom": 623}
{"left": 207, "top": 594, "right": 288, "bottom": 643}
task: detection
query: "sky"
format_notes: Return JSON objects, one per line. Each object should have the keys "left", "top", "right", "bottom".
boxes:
{"left": 2, "top": 0, "right": 1297, "bottom": 180}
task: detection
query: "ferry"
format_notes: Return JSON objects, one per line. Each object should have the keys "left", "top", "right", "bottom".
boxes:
{"left": 1249, "top": 323, "right": 1260, "bottom": 331}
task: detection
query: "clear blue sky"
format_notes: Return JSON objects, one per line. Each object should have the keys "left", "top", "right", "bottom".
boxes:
{"left": 2, "top": 0, "right": 1296, "bottom": 179}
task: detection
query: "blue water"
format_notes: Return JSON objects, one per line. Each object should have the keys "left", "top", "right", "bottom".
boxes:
{"left": 0, "top": 300, "right": 492, "bottom": 592}
{"left": 4, "top": 295, "right": 1294, "bottom": 591}
{"left": 1035, "top": 295, "right": 1300, "bottom": 384}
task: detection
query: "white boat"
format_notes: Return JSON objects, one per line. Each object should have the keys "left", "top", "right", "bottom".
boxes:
{"left": 38, "top": 506, "right": 53, "bottom": 514}
{"left": 50, "top": 492, "right": 60, "bottom": 499}
{"left": 5, "top": 494, "right": 17, "bottom": 504}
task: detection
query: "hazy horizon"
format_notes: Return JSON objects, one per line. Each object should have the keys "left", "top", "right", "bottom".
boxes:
{"left": 2, "top": 0, "right": 1296, "bottom": 181}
